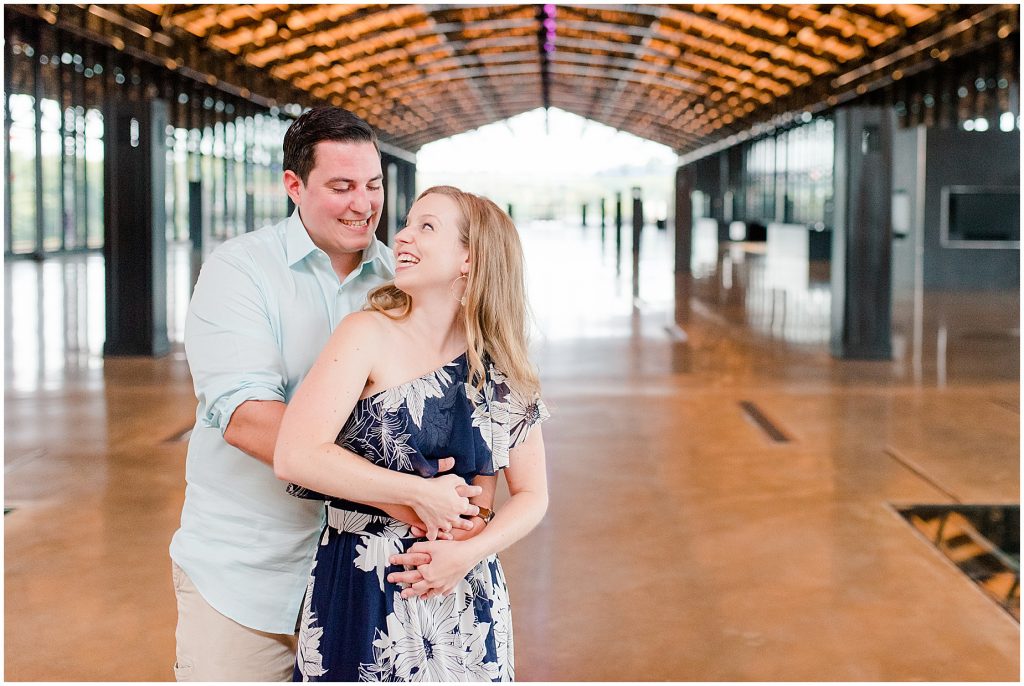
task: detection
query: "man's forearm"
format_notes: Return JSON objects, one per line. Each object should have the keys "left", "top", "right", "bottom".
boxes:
{"left": 223, "top": 399, "right": 287, "bottom": 465}
{"left": 227, "top": 400, "right": 493, "bottom": 532}
{"left": 372, "top": 473, "right": 497, "bottom": 531}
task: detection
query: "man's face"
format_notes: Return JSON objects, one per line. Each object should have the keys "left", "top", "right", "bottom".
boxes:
{"left": 284, "top": 140, "right": 384, "bottom": 260}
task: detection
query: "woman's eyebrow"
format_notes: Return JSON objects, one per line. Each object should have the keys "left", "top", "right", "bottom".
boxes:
{"left": 406, "top": 213, "right": 442, "bottom": 224}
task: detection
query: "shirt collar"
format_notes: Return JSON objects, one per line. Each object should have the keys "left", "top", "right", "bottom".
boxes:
{"left": 285, "top": 209, "right": 395, "bottom": 278}
{"left": 285, "top": 209, "right": 319, "bottom": 267}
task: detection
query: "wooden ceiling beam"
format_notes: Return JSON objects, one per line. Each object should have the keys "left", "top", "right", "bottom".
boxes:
{"left": 204, "top": 5, "right": 376, "bottom": 59}
{"left": 548, "top": 93, "right": 710, "bottom": 146}
{"left": 247, "top": 5, "right": 428, "bottom": 70}
{"left": 259, "top": 15, "right": 537, "bottom": 76}
{"left": 686, "top": 5, "right": 866, "bottom": 66}
{"left": 668, "top": 6, "right": 839, "bottom": 73}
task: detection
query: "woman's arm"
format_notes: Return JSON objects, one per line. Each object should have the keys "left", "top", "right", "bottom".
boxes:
{"left": 274, "top": 312, "right": 481, "bottom": 539}
{"left": 388, "top": 426, "right": 548, "bottom": 596}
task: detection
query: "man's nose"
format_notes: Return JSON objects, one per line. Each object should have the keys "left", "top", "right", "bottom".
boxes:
{"left": 350, "top": 187, "right": 371, "bottom": 214}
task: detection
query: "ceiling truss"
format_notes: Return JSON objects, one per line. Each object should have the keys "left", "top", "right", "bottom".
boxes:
{"left": 5, "top": 3, "right": 1018, "bottom": 155}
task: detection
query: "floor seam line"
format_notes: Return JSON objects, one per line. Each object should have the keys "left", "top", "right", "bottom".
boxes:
{"left": 884, "top": 445, "right": 962, "bottom": 504}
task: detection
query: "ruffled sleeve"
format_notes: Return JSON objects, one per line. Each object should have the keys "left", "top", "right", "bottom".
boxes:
{"left": 467, "top": 363, "right": 550, "bottom": 471}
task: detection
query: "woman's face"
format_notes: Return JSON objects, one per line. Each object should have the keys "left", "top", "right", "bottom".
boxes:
{"left": 393, "top": 193, "right": 469, "bottom": 295}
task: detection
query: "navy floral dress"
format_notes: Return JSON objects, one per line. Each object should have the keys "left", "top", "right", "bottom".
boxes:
{"left": 288, "top": 353, "right": 548, "bottom": 682}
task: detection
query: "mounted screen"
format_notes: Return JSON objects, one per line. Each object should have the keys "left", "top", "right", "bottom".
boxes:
{"left": 940, "top": 186, "right": 1020, "bottom": 248}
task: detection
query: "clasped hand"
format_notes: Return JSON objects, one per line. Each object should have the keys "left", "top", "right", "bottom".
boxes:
{"left": 394, "top": 459, "right": 486, "bottom": 598}
{"left": 386, "top": 535, "right": 480, "bottom": 600}
{"left": 410, "top": 459, "right": 482, "bottom": 541}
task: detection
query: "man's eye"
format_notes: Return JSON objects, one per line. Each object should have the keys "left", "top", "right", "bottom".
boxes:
{"left": 368, "top": 185, "right": 382, "bottom": 192}
{"left": 422, "top": 223, "right": 434, "bottom": 231}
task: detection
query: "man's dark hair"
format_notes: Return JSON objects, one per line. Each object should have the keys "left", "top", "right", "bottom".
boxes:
{"left": 282, "top": 107, "right": 380, "bottom": 185}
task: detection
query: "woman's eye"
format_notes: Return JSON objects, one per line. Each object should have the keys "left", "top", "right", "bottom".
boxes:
{"left": 422, "top": 223, "right": 434, "bottom": 231}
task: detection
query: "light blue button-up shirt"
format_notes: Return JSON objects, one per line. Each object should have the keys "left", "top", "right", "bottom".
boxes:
{"left": 170, "top": 210, "right": 395, "bottom": 633}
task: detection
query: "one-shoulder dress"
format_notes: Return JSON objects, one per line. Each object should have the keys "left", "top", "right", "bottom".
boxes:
{"left": 288, "top": 353, "right": 548, "bottom": 682}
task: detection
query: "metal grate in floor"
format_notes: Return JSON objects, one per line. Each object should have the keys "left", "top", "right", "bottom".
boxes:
{"left": 898, "top": 504, "right": 1020, "bottom": 621}
{"left": 739, "top": 401, "right": 791, "bottom": 443}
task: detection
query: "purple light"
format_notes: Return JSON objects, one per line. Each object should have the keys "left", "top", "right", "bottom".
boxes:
{"left": 543, "top": 4, "right": 556, "bottom": 17}
{"left": 543, "top": 18, "right": 556, "bottom": 31}
{"left": 543, "top": 41, "right": 554, "bottom": 53}
{"left": 546, "top": 28, "right": 556, "bottom": 40}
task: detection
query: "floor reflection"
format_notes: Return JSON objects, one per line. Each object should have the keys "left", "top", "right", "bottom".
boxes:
{"left": 522, "top": 219, "right": 675, "bottom": 342}
{"left": 691, "top": 242, "right": 832, "bottom": 346}
{"left": 4, "top": 243, "right": 195, "bottom": 394}
{"left": 5, "top": 254, "right": 106, "bottom": 393}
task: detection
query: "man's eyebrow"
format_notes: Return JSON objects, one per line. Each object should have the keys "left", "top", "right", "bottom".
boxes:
{"left": 324, "top": 174, "right": 384, "bottom": 184}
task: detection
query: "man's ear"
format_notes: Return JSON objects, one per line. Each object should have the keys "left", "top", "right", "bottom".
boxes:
{"left": 282, "top": 170, "right": 303, "bottom": 207}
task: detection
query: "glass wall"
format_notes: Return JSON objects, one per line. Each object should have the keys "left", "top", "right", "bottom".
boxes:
{"left": 783, "top": 118, "right": 834, "bottom": 229}
{"left": 6, "top": 93, "right": 39, "bottom": 253}
{"left": 4, "top": 16, "right": 291, "bottom": 258}
{"left": 741, "top": 117, "right": 834, "bottom": 229}
{"left": 744, "top": 136, "right": 776, "bottom": 222}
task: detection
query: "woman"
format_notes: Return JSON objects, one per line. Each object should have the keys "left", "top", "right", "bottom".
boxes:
{"left": 275, "top": 185, "right": 549, "bottom": 682}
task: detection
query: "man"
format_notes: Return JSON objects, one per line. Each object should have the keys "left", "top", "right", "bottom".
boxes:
{"left": 170, "top": 107, "right": 446, "bottom": 681}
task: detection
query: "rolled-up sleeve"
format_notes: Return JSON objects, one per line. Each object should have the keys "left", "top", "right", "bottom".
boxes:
{"left": 185, "top": 246, "right": 286, "bottom": 435}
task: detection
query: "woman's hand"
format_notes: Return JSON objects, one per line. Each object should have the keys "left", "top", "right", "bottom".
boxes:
{"left": 387, "top": 541, "right": 478, "bottom": 599}
{"left": 411, "top": 475, "right": 482, "bottom": 541}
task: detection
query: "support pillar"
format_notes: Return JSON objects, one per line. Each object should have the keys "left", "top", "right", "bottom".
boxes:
{"left": 103, "top": 98, "right": 170, "bottom": 357}
{"left": 614, "top": 191, "right": 623, "bottom": 274}
{"left": 674, "top": 166, "right": 695, "bottom": 329}
{"left": 631, "top": 187, "right": 643, "bottom": 299}
{"left": 830, "top": 106, "right": 893, "bottom": 359}
{"left": 600, "top": 197, "right": 606, "bottom": 245}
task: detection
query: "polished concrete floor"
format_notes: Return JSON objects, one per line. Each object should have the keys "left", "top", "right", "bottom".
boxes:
{"left": 4, "top": 222, "right": 1020, "bottom": 681}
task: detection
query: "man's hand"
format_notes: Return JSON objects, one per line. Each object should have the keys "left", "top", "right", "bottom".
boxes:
{"left": 386, "top": 550, "right": 432, "bottom": 590}
{"left": 387, "top": 541, "right": 477, "bottom": 599}
{"left": 395, "top": 516, "right": 485, "bottom": 589}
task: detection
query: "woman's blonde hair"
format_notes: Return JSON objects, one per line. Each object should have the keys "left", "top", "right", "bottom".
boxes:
{"left": 367, "top": 185, "right": 540, "bottom": 399}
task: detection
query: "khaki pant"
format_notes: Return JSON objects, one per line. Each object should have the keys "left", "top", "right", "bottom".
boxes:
{"left": 172, "top": 562, "right": 297, "bottom": 682}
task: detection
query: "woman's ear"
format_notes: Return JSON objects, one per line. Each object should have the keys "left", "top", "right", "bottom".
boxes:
{"left": 461, "top": 256, "right": 470, "bottom": 276}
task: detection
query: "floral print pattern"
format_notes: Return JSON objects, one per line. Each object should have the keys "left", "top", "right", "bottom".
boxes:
{"left": 292, "top": 353, "right": 547, "bottom": 682}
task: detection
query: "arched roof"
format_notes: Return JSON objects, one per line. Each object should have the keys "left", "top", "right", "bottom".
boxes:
{"left": 11, "top": 3, "right": 1019, "bottom": 153}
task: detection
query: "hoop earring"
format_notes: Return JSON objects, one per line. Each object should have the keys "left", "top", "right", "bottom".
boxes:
{"left": 449, "top": 274, "right": 468, "bottom": 306}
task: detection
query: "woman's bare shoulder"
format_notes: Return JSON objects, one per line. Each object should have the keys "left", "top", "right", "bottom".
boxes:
{"left": 332, "top": 310, "right": 400, "bottom": 352}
